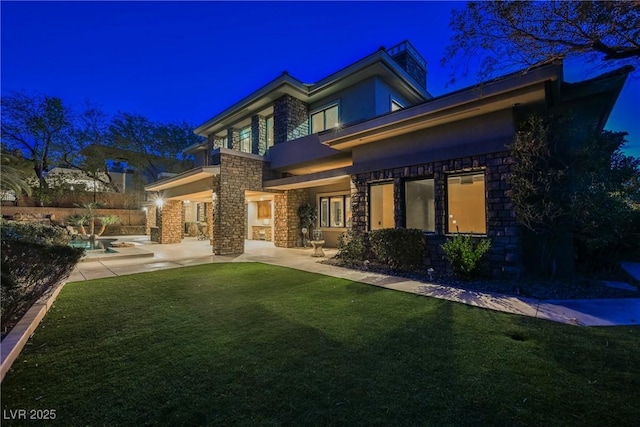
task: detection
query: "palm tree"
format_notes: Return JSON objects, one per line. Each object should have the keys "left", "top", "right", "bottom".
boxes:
{"left": 96, "top": 215, "right": 120, "bottom": 236}
{"left": 66, "top": 214, "right": 88, "bottom": 235}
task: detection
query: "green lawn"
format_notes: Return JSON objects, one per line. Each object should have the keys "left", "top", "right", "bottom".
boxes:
{"left": 2, "top": 263, "right": 639, "bottom": 426}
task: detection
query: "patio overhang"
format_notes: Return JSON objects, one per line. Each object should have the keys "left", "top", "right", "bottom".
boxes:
{"left": 145, "top": 166, "right": 219, "bottom": 202}
{"left": 263, "top": 168, "right": 351, "bottom": 190}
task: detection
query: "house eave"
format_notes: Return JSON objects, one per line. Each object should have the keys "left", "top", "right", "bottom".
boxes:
{"left": 321, "top": 64, "right": 563, "bottom": 150}
{"left": 144, "top": 166, "right": 220, "bottom": 192}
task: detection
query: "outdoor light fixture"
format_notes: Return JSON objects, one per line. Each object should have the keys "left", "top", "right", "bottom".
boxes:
{"left": 155, "top": 198, "right": 164, "bottom": 208}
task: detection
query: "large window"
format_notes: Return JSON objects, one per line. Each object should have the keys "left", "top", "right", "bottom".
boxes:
{"left": 310, "top": 104, "right": 339, "bottom": 133}
{"left": 369, "top": 182, "right": 394, "bottom": 230}
{"left": 239, "top": 126, "right": 251, "bottom": 153}
{"left": 319, "top": 194, "right": 351, "bottom": 228}
{"left": 447, "top": 173, "right": 486, "bottom": 234}
{"left": 265, "top": 115, "right": 274, "bottom": 148}
{"left": 405, "top": 178, "right": 435, "bottom": 231}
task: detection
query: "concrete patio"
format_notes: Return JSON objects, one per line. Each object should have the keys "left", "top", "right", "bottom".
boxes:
{"left": 68, "top": 236, "right": 640, "bottom": 327}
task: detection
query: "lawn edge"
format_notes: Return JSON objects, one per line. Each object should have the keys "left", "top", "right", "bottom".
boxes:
{"left": 0, "top": 280, "right": 67, "bottom": 382}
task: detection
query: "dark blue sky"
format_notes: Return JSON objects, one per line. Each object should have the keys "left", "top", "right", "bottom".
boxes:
{"left": 2, "top": 1, "right": 638, "bottom": 157}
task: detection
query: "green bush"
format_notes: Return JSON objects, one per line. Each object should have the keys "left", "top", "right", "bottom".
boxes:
{"left": 1, "top": 220, "right": 84, "bottom": 332}
{"left": 369, "top": 228, "right": 426, "bottom": 270}
{"left": 337, "top": 230, "right": 369, "bottom": 262}
{"left": 441, "top": 234, "right": 491, "bottom": 278}
{"left": 1, "top": 218, "right": 73, "bottom": 246}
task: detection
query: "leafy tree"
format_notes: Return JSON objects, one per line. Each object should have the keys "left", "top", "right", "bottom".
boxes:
{"left": 109, "top": 113, "right": 200, "bottom": 182}
{"left": 443, "top": 1, "right": 640, "bottom": 82}
{"left": 508, "top": 115, "right": 640, "bottom": 275}
{"left": 1, "top": 92, "right": 73, "bottom": 188}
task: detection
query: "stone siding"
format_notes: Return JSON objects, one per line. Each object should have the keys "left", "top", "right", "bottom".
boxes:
{"left": 351, "top": 151, "right": 519, "bottom": 276}
{"left": 227, "top": 128, "right": 240, "bottom": 151}
{"left": 251, "top": 115, "right": 267, "bottom": 155}
{"left": 212, "top": 153, "right": 266, "bottom": 255}
{"left": 273, "top": 94, "right": 309, "bottom": 144}
{"left": 153, "top": 200, "right": 183, "bottom": 244}
{"left": 273, "top": 189, "right": 310, "bottom": 248}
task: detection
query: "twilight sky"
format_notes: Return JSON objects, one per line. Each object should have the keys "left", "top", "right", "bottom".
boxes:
{"left": 2, "top": 1, "right": 638, "bottom": 157}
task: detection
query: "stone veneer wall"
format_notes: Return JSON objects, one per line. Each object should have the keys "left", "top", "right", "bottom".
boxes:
{"left": 146, "top": 206, "right": 157, "bottom": 235}
{"left": 227, "top": 128, "right": 240, "bottom": 151}
{"left": 273, "top": 94, "right": 309, "bottom": 144}
{"left": 273, "top": 189, "right": 310, "bottom": 248}
{"left": 153, "top": 199, "right": 183, "bottom": 244}
{"left": 251, "top": 115, "right": 267, "bottom": 155}
{"left": 351, "top": 151, "right": 519, "bottom": 276}
{"left": 212, "top": 153, "right": 266, "bottom": 255}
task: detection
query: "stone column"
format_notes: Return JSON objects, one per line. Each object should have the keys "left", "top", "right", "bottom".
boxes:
{"left": 251, "top": 115, "right": 267, "bottom": 155}
{"left": 157, "top": 200, "right": 183, "bottom": 244}
{"left": 227, "top": 128, "right": 240, "bottom": 151}
{"left": 273, "top": 189, "right": 310, "bottom": 247}
{"left": 273, "top": 94, "right": 309, "bottom": 144}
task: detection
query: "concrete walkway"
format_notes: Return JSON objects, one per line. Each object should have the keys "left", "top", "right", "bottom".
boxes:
{"left": 68, "top": 236, "right": 640, "bottom": 327}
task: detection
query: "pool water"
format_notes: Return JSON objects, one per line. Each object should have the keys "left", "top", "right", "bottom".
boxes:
{"left": 69, "top": 238, "right": 117, "bottom": 250}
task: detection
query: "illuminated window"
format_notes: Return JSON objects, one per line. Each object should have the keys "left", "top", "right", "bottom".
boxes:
{"left": 319, "top": 194, "right": 351, "bottom": 228}
{"left": 447, "top": 173, "right": 486, "bottom": 234}
{"left": 310, "top": 104, "right": 339, "bottom": 133}
{"left": 369, "top": 182, "right": 394, "bottom": 230}
{"left": 265, "top": 115, "right": 274, "bottom": 148}
{"left": 391, "top": 99, "right": 404, "bottom": 112}
{"left": 239, "top": 126, "right": 251, "bottom": 153}
{"left": 405, "top": 179, "right": 435, "bottom": 231}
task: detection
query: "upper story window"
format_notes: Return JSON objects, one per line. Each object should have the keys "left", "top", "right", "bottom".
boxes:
{"left": 265, "top": 115, "right": 274, "bottom": 148}
{"left": 239, "top": 126, "right": 251, "bottom": 153}
{"left": 391, "top": 99, "right": 404, "bottom": 112}
{"left": 310, "top": 104, "right": 339, "bottom": 133}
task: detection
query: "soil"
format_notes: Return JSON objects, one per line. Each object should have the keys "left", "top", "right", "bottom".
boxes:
{"left": 321, "top": 257, "right": 639, "bottom": 300}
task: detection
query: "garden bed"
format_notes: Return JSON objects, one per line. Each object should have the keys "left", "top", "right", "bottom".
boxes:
{"left": 322, "top": 257, "right": 639, "bottom": 300}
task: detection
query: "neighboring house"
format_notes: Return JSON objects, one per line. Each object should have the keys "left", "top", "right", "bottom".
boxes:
{"left": 145, "top": 40, "right": 631, "bottom": 275}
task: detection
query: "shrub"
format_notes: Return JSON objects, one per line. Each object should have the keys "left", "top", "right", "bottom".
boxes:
{"left": 369, "top": 228, "right": 426, "bottom": 270}
{"left": 337, "top": 230, "right": 369, "bottom": 262}
{"left": 1, "top": 220, "right": 84, "bottom": 332}
{"left": 441, "top": 233, "right": 491, "bottom": 278}
{"left": 1, "top": 218, "right": 73, "bottom": 246}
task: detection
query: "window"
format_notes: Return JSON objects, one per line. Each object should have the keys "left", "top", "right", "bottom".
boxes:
{"left": 265, "top": 115, "right": 274, "bottom": 148}
{"left": 405, "top": 179, "right": 435, "bottom": 231}
{"left": 391, "top": 99, "right": 404, "bottom": 112}
{"left": 447, "top": 173, "right": 486, "bottom": 234}
{"left": 239, "top": 126, "right": 251, "bottom": 153}
{"left": 369, "top": 182, "right": 394, "bottom": 230}
{"left": 310, "top": 104, "right": 339, "bottom": 133}
{"left": 319, "top": 194, "right": 351, "bottom": 228}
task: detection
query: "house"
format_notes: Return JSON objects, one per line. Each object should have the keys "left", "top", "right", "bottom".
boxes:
{"left": 145, "top": 40, "right": 631, "bottom": 275}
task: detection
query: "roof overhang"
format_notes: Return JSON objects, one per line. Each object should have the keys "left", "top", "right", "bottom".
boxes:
{"left": 192, "top": 48, "right": 431, "bottom": 141}
{"left": 145, "top": 166, "right": 219, "bottom": 192}
{"left": 321, "top": 64, "right": 563, "bottom": 150}
{"left": 263, "top": 168, "right": 351, "bottom": 190}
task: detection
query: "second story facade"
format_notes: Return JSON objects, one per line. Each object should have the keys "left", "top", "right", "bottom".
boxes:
{"left": 184, "top": 41, "right": 431, "bottom": 173}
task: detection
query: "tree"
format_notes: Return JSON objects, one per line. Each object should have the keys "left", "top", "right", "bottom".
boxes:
{"left": 108, "top": 112, "right": 200, "bottom": 182}
{"left": 508, "top": 115, "right": 640, "bottom": 275}
{"left": 1, "top": 92, "right": 73, "bottom": 188}
{"left": 443, "top": 1, "right": 640, "bottom": 83}
{"left": 0, "top": 151, "right": 33, "bottom": 197}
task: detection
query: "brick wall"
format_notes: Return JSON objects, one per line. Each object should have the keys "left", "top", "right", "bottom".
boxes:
{"left": 351, "top": 151, "right": 519, "bottom": 276}
{"left": 273, "top": 189, "right": 310, "bottom": 248}
{"left": 1, "top": 206, "right": 146, "bottom": 227}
